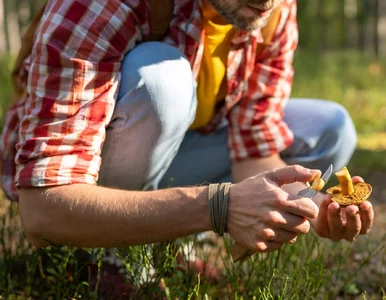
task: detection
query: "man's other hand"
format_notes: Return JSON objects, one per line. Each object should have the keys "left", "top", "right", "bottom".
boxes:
{"left": 311, "top": 176, "right": 374, "bottom": 242}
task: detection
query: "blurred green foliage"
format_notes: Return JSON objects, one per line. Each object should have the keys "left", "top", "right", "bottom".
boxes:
{"left": 292, "top": 50, "right": 386, "bottom": 134}
{"left": 297, "top": 0, "right": 379, "bottom": 55}
{"left": 0, "top": 55, "right": 13, "bottom": 130}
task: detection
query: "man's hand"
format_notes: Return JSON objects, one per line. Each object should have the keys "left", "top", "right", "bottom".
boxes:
{"left": 311, "top": 176, "right": 374, "bottom": 242}
{"left": 227, "top": 165, "right": 321, "bottom": 253}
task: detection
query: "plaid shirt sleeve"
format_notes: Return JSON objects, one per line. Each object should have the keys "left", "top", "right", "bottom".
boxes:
{"left": 227, "top": 0, "right": 298, "bottom": 160}
{"left": 14, "top": 0, "right": 147, "bottom": 189}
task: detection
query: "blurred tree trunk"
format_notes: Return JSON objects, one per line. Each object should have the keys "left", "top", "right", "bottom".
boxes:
{"left": 338, "top": 1, "right": 346, "bottom": 51}
{"left": 373, "top": 0, "right": 379, "bottom": 56}
{"left": 379, "top": 0, "right": 386, "bottom": 56}
{"left": 316, "top": 0, "right": 327, "bottom": 53}
{"left": 344, "top": 0, "right": 358, "bottom": 49}
{"left": 0, "top": 0, "right": 6, "bottom": 53}
{"left": 357, "top": 0, "right": 367, "bottom": 53}
{"left": 4, "top": 0, "right": 21, "bottom": 53}
{"left": 17, "top": 0, "right": 30, "bottom": 37}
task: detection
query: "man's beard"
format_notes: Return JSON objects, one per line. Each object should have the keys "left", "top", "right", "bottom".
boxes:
{"left": 207, "top": 0, "right": 279, "bottom": 30}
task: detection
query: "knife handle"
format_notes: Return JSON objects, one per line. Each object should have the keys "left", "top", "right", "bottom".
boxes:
{"left": 230, "top": 244, "right": 254, "bottom": 263}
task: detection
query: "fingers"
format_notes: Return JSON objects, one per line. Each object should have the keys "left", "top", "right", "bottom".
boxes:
{"left": 312, "top": 195, "right": 331, "bottom": 238}
{"left": 261, "top": 228, "right": 298, "bottom": 244}
{"left": 327, "top": 204, "right": 368, "bottom": 242}
{"left": 351, "top": 176, "right": 364, "bottom": 183}
{"left": 359, "top": 201, "right": 374, "bottom": 234}
{"left": 321, "top": 200, "right": 374, "bottom": 242}
{"left": 256, "top": 241, "right": 283, "bottom": 253}
{"left": 245, "top": 214, "right": 309, "bottom": 253}
{"left": 266, "top": 211, "right": 311, "bottom": 234}
{"left": 267, "top": 165, "right": 321, "bottom": 187}
{"left": 255, "top": 229, "right": 300, "bottom": 253}
{"left": 241, "top": 212, "right": 310, "bottom": 254}
{"left": 280, "top": 193, "right": 319, "bottom": 219}
{"left": 327, "top": 202, "right": 343, "bottom": 242}
{"left": 344, "top": 205, "right": 361, "bottom": 241}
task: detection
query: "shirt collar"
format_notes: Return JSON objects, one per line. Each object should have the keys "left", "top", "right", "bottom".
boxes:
{"left": 195, "top": 0, "right": 265, "bottom": 44}
{"left": 233, "top": 29, "right": 264, "bottom": 44}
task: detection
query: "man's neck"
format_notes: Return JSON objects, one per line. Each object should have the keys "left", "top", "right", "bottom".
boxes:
{"left": 203, "top": 0, "right": 228, "bottom": 25}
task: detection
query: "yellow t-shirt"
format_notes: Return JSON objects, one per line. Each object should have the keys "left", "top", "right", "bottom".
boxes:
{"left": 189, "top": 1, "right": 235, "bottom": 130}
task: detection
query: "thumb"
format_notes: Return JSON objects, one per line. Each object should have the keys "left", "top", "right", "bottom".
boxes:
{"left": 352, "top": 176, "right": 364, "bottom": 183}
{"left": 267, "top": 165, "right": 321, "bottom": 187}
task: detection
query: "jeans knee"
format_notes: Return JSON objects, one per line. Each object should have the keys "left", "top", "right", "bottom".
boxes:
{"left": 325, "top": 102, "right": 357, "bottom": 169}
{"left": 330, "top": 102, "right": 357, "bottom": 145}
{"left": 118, "top": 42, "right": 197, "bottom": 136}
{"left": 281, "top": 99, "right": 357, "bottom": 171}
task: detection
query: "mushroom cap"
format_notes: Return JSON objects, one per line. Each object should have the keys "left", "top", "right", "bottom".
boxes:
{"left": 326, "top": 182, "right": 372, "bottom": 206}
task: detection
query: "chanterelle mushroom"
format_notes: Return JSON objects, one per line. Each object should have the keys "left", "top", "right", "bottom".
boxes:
{"left": 326, "top": 167, "right": 372, "bottom": 206}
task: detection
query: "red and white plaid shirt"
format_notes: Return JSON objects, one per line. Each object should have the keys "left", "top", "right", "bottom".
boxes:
{"left": 0, "top": 0, "right": 297, "bottom": 201}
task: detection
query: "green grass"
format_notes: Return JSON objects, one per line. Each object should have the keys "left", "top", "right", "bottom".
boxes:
{"left": 293, "top": 50, "right": 386, "bottom": 135}
{"left": 0, "top": 55, "right": 13, "bottom": 131}
{"left": 1, "top": 51, "right": 386, "bottom": 299}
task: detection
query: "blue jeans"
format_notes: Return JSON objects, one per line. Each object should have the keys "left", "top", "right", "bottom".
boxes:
{"left": 97, "top": 42, "right": 357, "bottom": 190}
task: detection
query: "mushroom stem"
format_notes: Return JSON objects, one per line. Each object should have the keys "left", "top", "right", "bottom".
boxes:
{"left": 335, "top": 167, "right": 354, "bottom": 195}
{"left": 312, "top": 178, "right": 325, "bottom": 191}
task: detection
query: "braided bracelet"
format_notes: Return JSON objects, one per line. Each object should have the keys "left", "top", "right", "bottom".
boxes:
{"left": 208, "top": 182, "right": 232, "bottom": 236}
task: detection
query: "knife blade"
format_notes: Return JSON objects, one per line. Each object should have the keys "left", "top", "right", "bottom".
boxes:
{"left": 297, "top": 164, "right": 333, "bottom": 199}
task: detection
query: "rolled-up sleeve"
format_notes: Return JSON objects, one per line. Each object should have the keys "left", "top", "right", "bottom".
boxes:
{"left": 228, "top": 0, "right": 298, "bottom": 160}
{"left": 15, "top": 0, "right": 145, "bottom": 187}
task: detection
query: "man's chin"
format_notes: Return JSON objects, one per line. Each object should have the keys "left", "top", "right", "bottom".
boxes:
{"left": 220, "top": 7, "right": 272, "bottom": 31}
{"left": 249, "top": 17, "right": 270, "bottom": 29}
{"left": 233, "top": 6, "right": 272, "bottom": 30}
{"left": 232, "top": 16, "right": 270, "bottom": 31}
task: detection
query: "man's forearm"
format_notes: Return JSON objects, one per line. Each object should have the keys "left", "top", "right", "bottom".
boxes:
{"left": 19, "top": 184, "right": 210, "bottom": 248}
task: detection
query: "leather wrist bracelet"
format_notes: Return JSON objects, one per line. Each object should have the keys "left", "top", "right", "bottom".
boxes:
{"left": 208, "top": 182, "right": 232, "bottom": 236}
